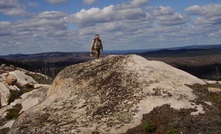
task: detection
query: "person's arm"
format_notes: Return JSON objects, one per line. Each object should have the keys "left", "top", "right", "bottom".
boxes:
{"left": 100, "top": 40, "right": 103, "bottom": 51}
{"left": 90, "top": 39, "right": 94, "bottom": 52}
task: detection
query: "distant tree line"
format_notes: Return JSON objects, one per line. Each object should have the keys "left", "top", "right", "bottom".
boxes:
{"left": 175, "top": 64, "right": 221, "bottom": 81}
{"left": 0, "top": 58, "right": 31, "bottom": 69}
{"left": 0, "top": 58, "right": 56, "bottom": 78}
{"left": 0, "top": 58, "right": 84, "bottom": 79}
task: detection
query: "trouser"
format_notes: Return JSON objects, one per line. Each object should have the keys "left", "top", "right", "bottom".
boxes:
{"left": 94, "top": 49, "right": 100, "bottom": 59}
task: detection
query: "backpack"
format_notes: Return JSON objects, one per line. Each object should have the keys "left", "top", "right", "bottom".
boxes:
{"left": 93, "top": 39, "right": 102, "bottom": 49}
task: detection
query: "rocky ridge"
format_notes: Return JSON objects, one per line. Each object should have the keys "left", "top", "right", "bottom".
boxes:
{"left": 0, "top": 64, "right": 51, "bottom": 133}
{"left": 8, "top": 55, "right": 220, "bottom": 134}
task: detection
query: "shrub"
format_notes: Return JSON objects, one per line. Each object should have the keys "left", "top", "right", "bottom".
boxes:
{"left": 8, "top": 83, "right": 34, "bottom": 105}
{"left": 166, "top": 127, "right": 179, "bottom": 134}
{"left": 6, "top": 104, "right": 22, "bottom": 120}
{"left": 142, "top": 120, "right": 156, "bottom": 133}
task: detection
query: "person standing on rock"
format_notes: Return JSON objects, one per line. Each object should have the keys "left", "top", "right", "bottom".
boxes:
{"left": 90, "top": 34, "right": 103, "bottom": 59}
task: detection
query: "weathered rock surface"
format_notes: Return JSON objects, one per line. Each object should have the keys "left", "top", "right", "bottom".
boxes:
{"left": 0, "top": 85, "right": 50, "bottom": 132}
{"left": 12, "top": 84, "right": 50, "bottom": 113}
{"left": 0, "top": 67, "right": 51, "bottom": 106}
{"left": 8, "top": 55, "right": 209, "bottom": 134}
{"left": 0, "top": 83, "right": 10, "bottom": 107}
{"left": 0, "top": 64, "right": 51, "bottom": 133}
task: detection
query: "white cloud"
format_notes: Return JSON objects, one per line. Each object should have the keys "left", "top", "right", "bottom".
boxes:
{"left": 47, "top": 0, "right": 68, "bottom": 4}
{"left": 12, "top": 13, "right": 68, "bottom": 38}
{"left": 0, "top": 0, "right": 29, "bottom": 17}
{"left": 185, "top": 4, "right": 221, "bottom": 26}
{"left": 13, "top": 11, "right": 67, "bottom": 28}
{"left": 64, "top": 2, "right": 147, "bottom": 27}
{"left": 131, "top": 0, "right": 149, "bottom": 6}
{"left": 1, "top": 0, "right": 221, "bottom": 55}
{"left": 3, "top": 8, "right": 27, "bottom": 16}
{"left": 83, "top": 0, "right": 97, "bottom": 5}
{"left": 152, "top": 6, "right": 190, "bottom": 26}
{"left": 0, "top": 21, "right": 11, "bottom": 26}
{"left": 62, "top": 2, "right": 221, "bottom": 51}
{"left": 78, "top": 18, "right": 151, "bottom": 36}
{"left": 0, "top": 21, "right": 12, "bottom": 36}
{"left": 117, "top": 0, "right": 149, "bottom": 9}
{"left": 37, "top": 11, "right": 67, "bottom": 19}
{"left": 185, "top": 4, "right": 221, "bottom": 16}
{"left": 0, "top": 0, "right": 16, "bottom": 9}
{"left": 0, "top": 10, "right": 72, "bottom": 54}
{"left": 185, "top": 5, "right": 204, "bottom": 15}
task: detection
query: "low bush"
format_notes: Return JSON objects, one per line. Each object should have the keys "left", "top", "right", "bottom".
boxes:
{"left": 142, "top": 120, "right": 156, "bottom": 133}
{"left": 166, "top": 127, "right": 179, "bottom": 134}
{"left": 6, "top": 104, "right": 22, "bottom": 120}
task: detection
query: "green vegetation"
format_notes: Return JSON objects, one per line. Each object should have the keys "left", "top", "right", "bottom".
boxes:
{"left": 208, "top": 93, "right": 221, "bottom": 116}
{"left": 206, "top": 82, "right": 221, "bottom": 87}
{"left": 27, "top": 72, "right": 52, "bottom": 84}
{"left": 6, "top": 104, "right": 22, "bottom": 120}
{"left": 206, "top": 83, "right": 221, "bottom": 113}
{"left": 0, "top": 58, "right": 31, "bottom": 71}
{"left": 176, "top": 64, "right": 221, "bottom": 81}
{"left": 142, "top": 120, "right": 156, "bottom": 133}
{"left": 8, "top": 84, "right": 34, "bottom": 104}
{"left": 166, "top": 127, "right": 179, "bottom": 134}
{"left": 8, "top": 90, "right": 21, "bottom": 105}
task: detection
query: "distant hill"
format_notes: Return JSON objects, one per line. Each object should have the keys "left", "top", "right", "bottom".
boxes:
{"left": 1, "top": 52, "right": 90, "bottom": 60}
{"left": 138, "top": 44, "right": 221, "bottom": 57}
{"left": 1, "top": 44, "right": 221, "bottom": 80}
{"left": 1, "top": 44, "right": 221, "bottom": 58}
{"left": 172, "top": 44, "right": 221, "bottom": 50}
{"left": 136, "top": 44, "right": 221, "bottom": 81}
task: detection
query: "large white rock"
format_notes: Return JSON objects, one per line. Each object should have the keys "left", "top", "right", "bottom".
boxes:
{"left": 9, "top": 55, "right": 206, "bottom": 134}
{"left": 9, "top": 70, "right": 37, "bottom": 86}
{"left": 12, "top": 85, "right": 50, "bottom": 113}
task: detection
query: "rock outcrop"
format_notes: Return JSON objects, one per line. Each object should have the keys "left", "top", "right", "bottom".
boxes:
{"left": 0, "top": 64, "right": 51, "bottom": 133}
{"left": 0, "top": 82, "right": 10, "bottom": 106}
{"left": 8, "top": 70, "right": 37, "bottom": 86}
{"left": 8, "top": 55, "right": 210, "bottom": 134}
{"left": 0, "top": 70, "right": 39, "bottom": 107}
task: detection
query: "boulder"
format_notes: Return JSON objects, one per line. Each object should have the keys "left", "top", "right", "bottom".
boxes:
{"left": 8, "top": 70, "right": 37, "bottom": 86}
{"left": 9, "top": 55, "right": 207, "bottom": 134}
{"left": 5, "top": 74, "right": 17, "bottom": 85}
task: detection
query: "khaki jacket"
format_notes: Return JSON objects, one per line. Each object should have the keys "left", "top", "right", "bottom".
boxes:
{"left": 90, "top": 39, "right": 103, "bottom": 51}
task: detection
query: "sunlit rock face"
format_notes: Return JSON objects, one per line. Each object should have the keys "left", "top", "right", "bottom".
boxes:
{"left": 9, "top": 55, "right": 205, "bottom": 134}
{"left": 0, "top": 65, "right": 51, "bottom": 133}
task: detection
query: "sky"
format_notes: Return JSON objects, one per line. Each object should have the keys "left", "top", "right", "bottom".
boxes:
{"left": 0, "top": 0, "right": 221, "bottom": 55}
